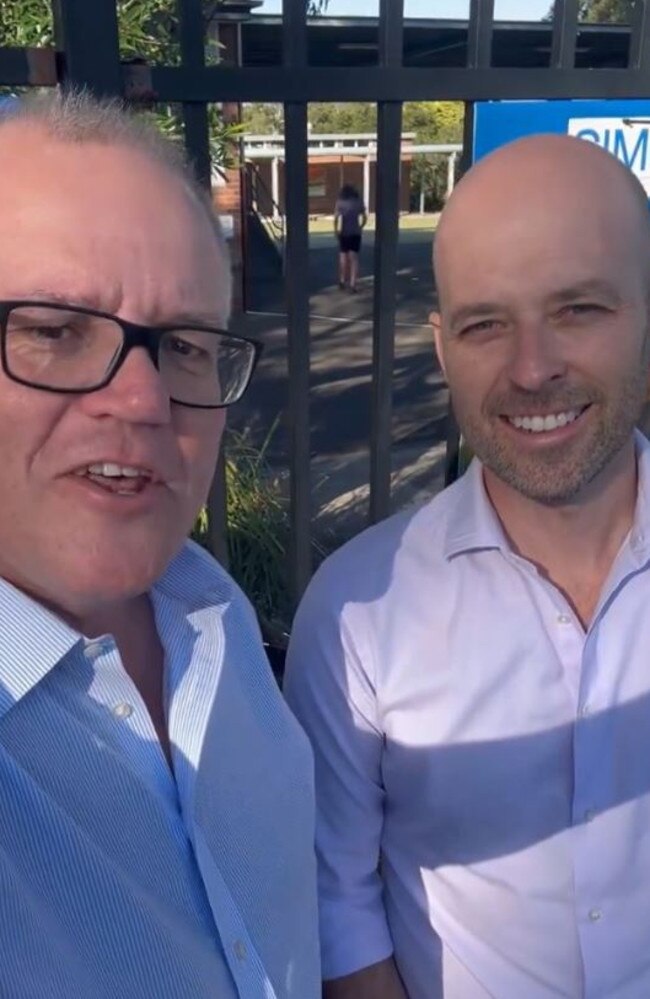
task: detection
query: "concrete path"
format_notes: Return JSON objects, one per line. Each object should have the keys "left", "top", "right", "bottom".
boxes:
{"left": 230, "top": 223, "right": 450, "bottom": 547}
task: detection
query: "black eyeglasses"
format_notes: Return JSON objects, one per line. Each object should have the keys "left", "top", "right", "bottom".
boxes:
{"left": 0, "top": 301, "right": 263, "bottom": 409}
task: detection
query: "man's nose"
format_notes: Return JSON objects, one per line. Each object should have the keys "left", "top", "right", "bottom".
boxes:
{"left": 78, "top": 346, "right": 171, "bottom": 425}
{"left": 506, "top": 319, "right": 567, "bottom": 393}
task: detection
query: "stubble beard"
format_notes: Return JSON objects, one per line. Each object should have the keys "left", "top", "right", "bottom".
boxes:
{"left": 456, "top": 369, "right": 649, "bottom": 507}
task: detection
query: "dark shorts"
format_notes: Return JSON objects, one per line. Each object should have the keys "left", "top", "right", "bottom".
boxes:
{"left": 338, "top": 233, "right": 361, "bottom": 254}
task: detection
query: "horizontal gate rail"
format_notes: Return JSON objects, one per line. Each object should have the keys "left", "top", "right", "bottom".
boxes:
{"left": 5, "top": 56, "right": 650, "bottom": 103}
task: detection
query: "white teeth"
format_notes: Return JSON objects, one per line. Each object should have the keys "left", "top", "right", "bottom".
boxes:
{"left": 509, "top": 410, "right": 581, "bottom": 433}
{"left": 81, "top": 463, "right": 150, "bottom": 478}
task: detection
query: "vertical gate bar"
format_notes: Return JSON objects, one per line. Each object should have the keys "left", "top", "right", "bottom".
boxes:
{"left": 443, "top": 102, "right": 475, "bottom": 487}
{"left": 443, "top": 2, "right": 494, "bottom": 487}
{"left": 178, "top": 0, "right": 210, "bottom": 188}
{"left": 283, "top": 0, "right": 312, "bottom": 603}
{"left": 368, "top": 0, "right": 404, "bottom": 524}
{"left": 52, "top": 0, "right": 122, "bottom": 96}
{"left": 466, "top": 0, "right": 494, "bottom": 70}
{"left": 177, "top": 0, "right": 228, "bottom": 563}
{"left": 630, "top": 0, "right": 650, "bottom": 69}
{"left": 550, "top": 0, "right": 579, "bottom": 69}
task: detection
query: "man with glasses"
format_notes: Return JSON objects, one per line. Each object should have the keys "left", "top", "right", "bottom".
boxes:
{"left": 0, "top": 90, "right": 318, "bottom": 998}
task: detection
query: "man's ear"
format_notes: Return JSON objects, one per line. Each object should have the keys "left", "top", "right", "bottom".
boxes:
{"left": 430, "top": 310, "right": 448, "bottom": 380}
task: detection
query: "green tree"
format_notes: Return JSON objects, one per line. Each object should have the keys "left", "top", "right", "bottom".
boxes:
{"left": 0, "top": 0, "right": 247, "bottom": 167}
{"left": 0, "top": 0, "right": 328, "bottom": 50}
{"left": 546, "top": 0, "right": 634, "bottom": 22}
{"left": 242, "top": 103, "right": 284, "bottom": 135}
{"left": 308, "top": 102, "right": 376, "bottom": 134}
{"left": 403, "top": 101, "right": 463, "bottom": 211}
{"left": 402, "top": 101, "right": 463, "bottom": 143}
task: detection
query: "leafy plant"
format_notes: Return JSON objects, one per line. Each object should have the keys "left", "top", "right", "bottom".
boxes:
{"left": 193, "top": 423, "right": 327, "bottom": 646}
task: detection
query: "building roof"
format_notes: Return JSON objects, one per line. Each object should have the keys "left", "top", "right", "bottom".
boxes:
{"left": 241, "top": 15, "right": 632, "bottom": 70}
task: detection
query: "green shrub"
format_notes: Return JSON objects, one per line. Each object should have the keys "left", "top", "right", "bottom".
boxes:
{"left": 193, "top": 423, "right": 326, "bottom": 646}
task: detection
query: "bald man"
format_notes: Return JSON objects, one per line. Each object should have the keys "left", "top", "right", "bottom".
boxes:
{"left": 284, "top": 134, "right": 650, "bottom": 999}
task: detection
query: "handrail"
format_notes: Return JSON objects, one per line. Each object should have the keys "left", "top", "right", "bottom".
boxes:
{"left": 245, "top": 160, "right": 285, "bottom": 268}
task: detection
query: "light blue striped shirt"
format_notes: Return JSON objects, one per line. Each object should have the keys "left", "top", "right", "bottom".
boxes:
{"left": 0, "top": 540, "right": 320, "bottom": 998}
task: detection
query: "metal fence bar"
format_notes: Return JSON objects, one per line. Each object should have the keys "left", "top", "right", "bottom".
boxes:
{"left": 283, "top": 0, "right": 312, "bottom": 604}
{"left": 118, "top": 64, "right": 650, "bottom": 104}
{"left": 369, "top": 0, "right": 404, "bottom": 523}
{"left": 52, "top": 0, "right": 122, "bottom": 96}
{"left": 550, "top": 0, "right": 579, "bottom": 69}
{"left": 466, "top": 0, "right": 494, "bottom": 70}
{"left": 629, "top": 0, "right": 650, "bottom": 70}
{"left": 444, "top": 1, "right": 494, "bottom": 486}
{"left": 443, "top": 102, "right": 475, "bottom": 488}
{"left": 0, "top": 47, "right": 57, "bottom": 87}
{"left": 175, "top": 0, "right": 229, "bottom": 565}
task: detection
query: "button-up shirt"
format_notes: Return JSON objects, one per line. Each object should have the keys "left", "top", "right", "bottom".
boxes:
{"left": 285, "top": 432, "right": 650, "bottom": 998}
{"left": 0, "top": 541, "right": 320, "bottom": 999}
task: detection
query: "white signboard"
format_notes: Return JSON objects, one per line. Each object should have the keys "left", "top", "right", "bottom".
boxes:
{"left": 568, "top": 116, "right": 650, "bottom": 194}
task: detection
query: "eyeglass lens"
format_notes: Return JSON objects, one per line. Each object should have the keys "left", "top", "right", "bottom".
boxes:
{"left": 4, "top": 305, "right": 255, "bottom": 407}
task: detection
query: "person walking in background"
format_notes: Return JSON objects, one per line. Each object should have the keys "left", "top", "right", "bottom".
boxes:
{"left": 334, "top": 184, "right": 367, "bottom": 293}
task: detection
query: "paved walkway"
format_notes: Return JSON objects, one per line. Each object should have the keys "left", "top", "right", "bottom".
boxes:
{"left": 230, "top": 224, "right": 449, "bottom": 546}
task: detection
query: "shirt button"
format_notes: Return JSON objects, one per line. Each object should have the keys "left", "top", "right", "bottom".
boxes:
{"left": 579, "top": 704, "right": 591, "bottom": 718}
{"left": 557, "top": 614, "right": 572, "bottom": 625}
{"left": 233, "top": 940, "right": 247, "bottom": 961}
{"left": 113, "top": 702, "right": 134, "bottom": 720}
{"left": 584, "top": 808, "right": 596, "bottom": 823}
{"left": 85, "top": 641, "right": 106, "bottom": 661}
{"left": 589, "top": 908, "right": 603, "bottom": 922}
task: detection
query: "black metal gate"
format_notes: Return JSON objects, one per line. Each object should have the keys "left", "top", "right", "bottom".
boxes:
{"left": 1, "top": 0, "right": 650, "bottom": 607}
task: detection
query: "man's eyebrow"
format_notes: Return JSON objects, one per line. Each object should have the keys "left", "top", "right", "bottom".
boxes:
{"left": 10, "top": 289, "right": 103, "bottom": 310}
{"left": 549, "top": 280, "right": 622, "bottom": 303}
{"left": 165, "top": 310, "right": 227, "bottom": 327}
{"left": 8, "top": 292, "right": 226, "bottom": 327}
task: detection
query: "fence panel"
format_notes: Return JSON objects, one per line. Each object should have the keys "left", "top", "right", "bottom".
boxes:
{"left": 2, "top": 0, "right": 650, "bottom": 603}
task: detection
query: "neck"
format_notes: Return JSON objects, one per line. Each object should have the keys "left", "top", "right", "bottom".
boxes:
{"left": 483, "top": 439, "right": 639, "bottom": 623}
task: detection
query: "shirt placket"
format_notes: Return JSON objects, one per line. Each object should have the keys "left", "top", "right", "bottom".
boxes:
{"left": 83, "top": 637, "right": 178, "bottom": 807}
{"left": 571, "top": 540, "right": 650, "bottom": 997}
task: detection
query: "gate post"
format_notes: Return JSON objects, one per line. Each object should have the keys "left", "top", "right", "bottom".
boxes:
{"left": 52, "top": 0, "right": 122, "bottom": 97}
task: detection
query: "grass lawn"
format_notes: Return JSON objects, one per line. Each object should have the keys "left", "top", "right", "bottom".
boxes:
{"left": 308, "top": 212, "right": 440, "bottom": 234}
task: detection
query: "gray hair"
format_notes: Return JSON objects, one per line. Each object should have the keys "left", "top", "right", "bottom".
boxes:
{"left": 0, "top": 87, "right": 232, "bottom": 311}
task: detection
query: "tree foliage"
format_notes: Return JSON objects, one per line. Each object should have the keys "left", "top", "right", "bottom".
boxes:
{"left": 0, "top": 0, "right": 248, "bottom": 167}
{"left": 546, "top": 0, "right": 635, "bottom": 22}
{"left": 0, "top": 0, "right": 328, "bottom": 52}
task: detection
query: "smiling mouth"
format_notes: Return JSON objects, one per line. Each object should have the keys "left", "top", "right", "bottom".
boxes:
{"left": 72, "top": 462, "right": 155, "bottom": 496}
{"left": 502, "top": 405, "right": 591, "bottom": 434}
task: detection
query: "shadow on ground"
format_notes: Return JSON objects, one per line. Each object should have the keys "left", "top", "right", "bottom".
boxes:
{"left": 231, "top": 224, "right": 448, "bottom": 547}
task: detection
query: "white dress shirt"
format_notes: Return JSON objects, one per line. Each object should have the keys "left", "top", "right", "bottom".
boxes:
{"left": 0, "top": 540, "right": 320, "bottom": 998}
{"left": 285, "top": 432, "right": 650, "bottom": 998}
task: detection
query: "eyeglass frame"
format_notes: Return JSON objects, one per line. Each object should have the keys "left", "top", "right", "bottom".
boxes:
{"left": 0, "top": 299, "right": 264, "bottom": 409}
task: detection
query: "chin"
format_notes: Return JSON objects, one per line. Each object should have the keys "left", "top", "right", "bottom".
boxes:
{"left": 52, "top": 540, "right": 183, "bottom": 618}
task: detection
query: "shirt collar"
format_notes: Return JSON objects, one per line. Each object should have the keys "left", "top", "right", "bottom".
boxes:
{"left": 152, "top": 540, "right": 233, "bottom": 613}
{"left": 0, "top": 540, "right": 231, "bottom": 724}
{"left": 443, "top": 457, "right": 511, "bottom": 560}
{"left": 0, "top": 578, "right": 81, "bottom": 721}
{"left": 444, "top": 431, "right": 650, "bottom": 562}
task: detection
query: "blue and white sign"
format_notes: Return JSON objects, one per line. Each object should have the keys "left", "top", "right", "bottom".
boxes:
{"left": 474, "top": 99, "right": 650, "bottom": 194}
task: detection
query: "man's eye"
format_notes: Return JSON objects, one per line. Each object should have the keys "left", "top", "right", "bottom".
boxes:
{"left": 167, "top": 336, "right": 202, "bottom": 358}
{"left": 561, "top": 303, "right": 607, "bottom": 318}
{"left": 23, "top": 325, "right": 73, "bottom": 340}
{"left": 459, "top": 319, "right": 500, "bottom": 337}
